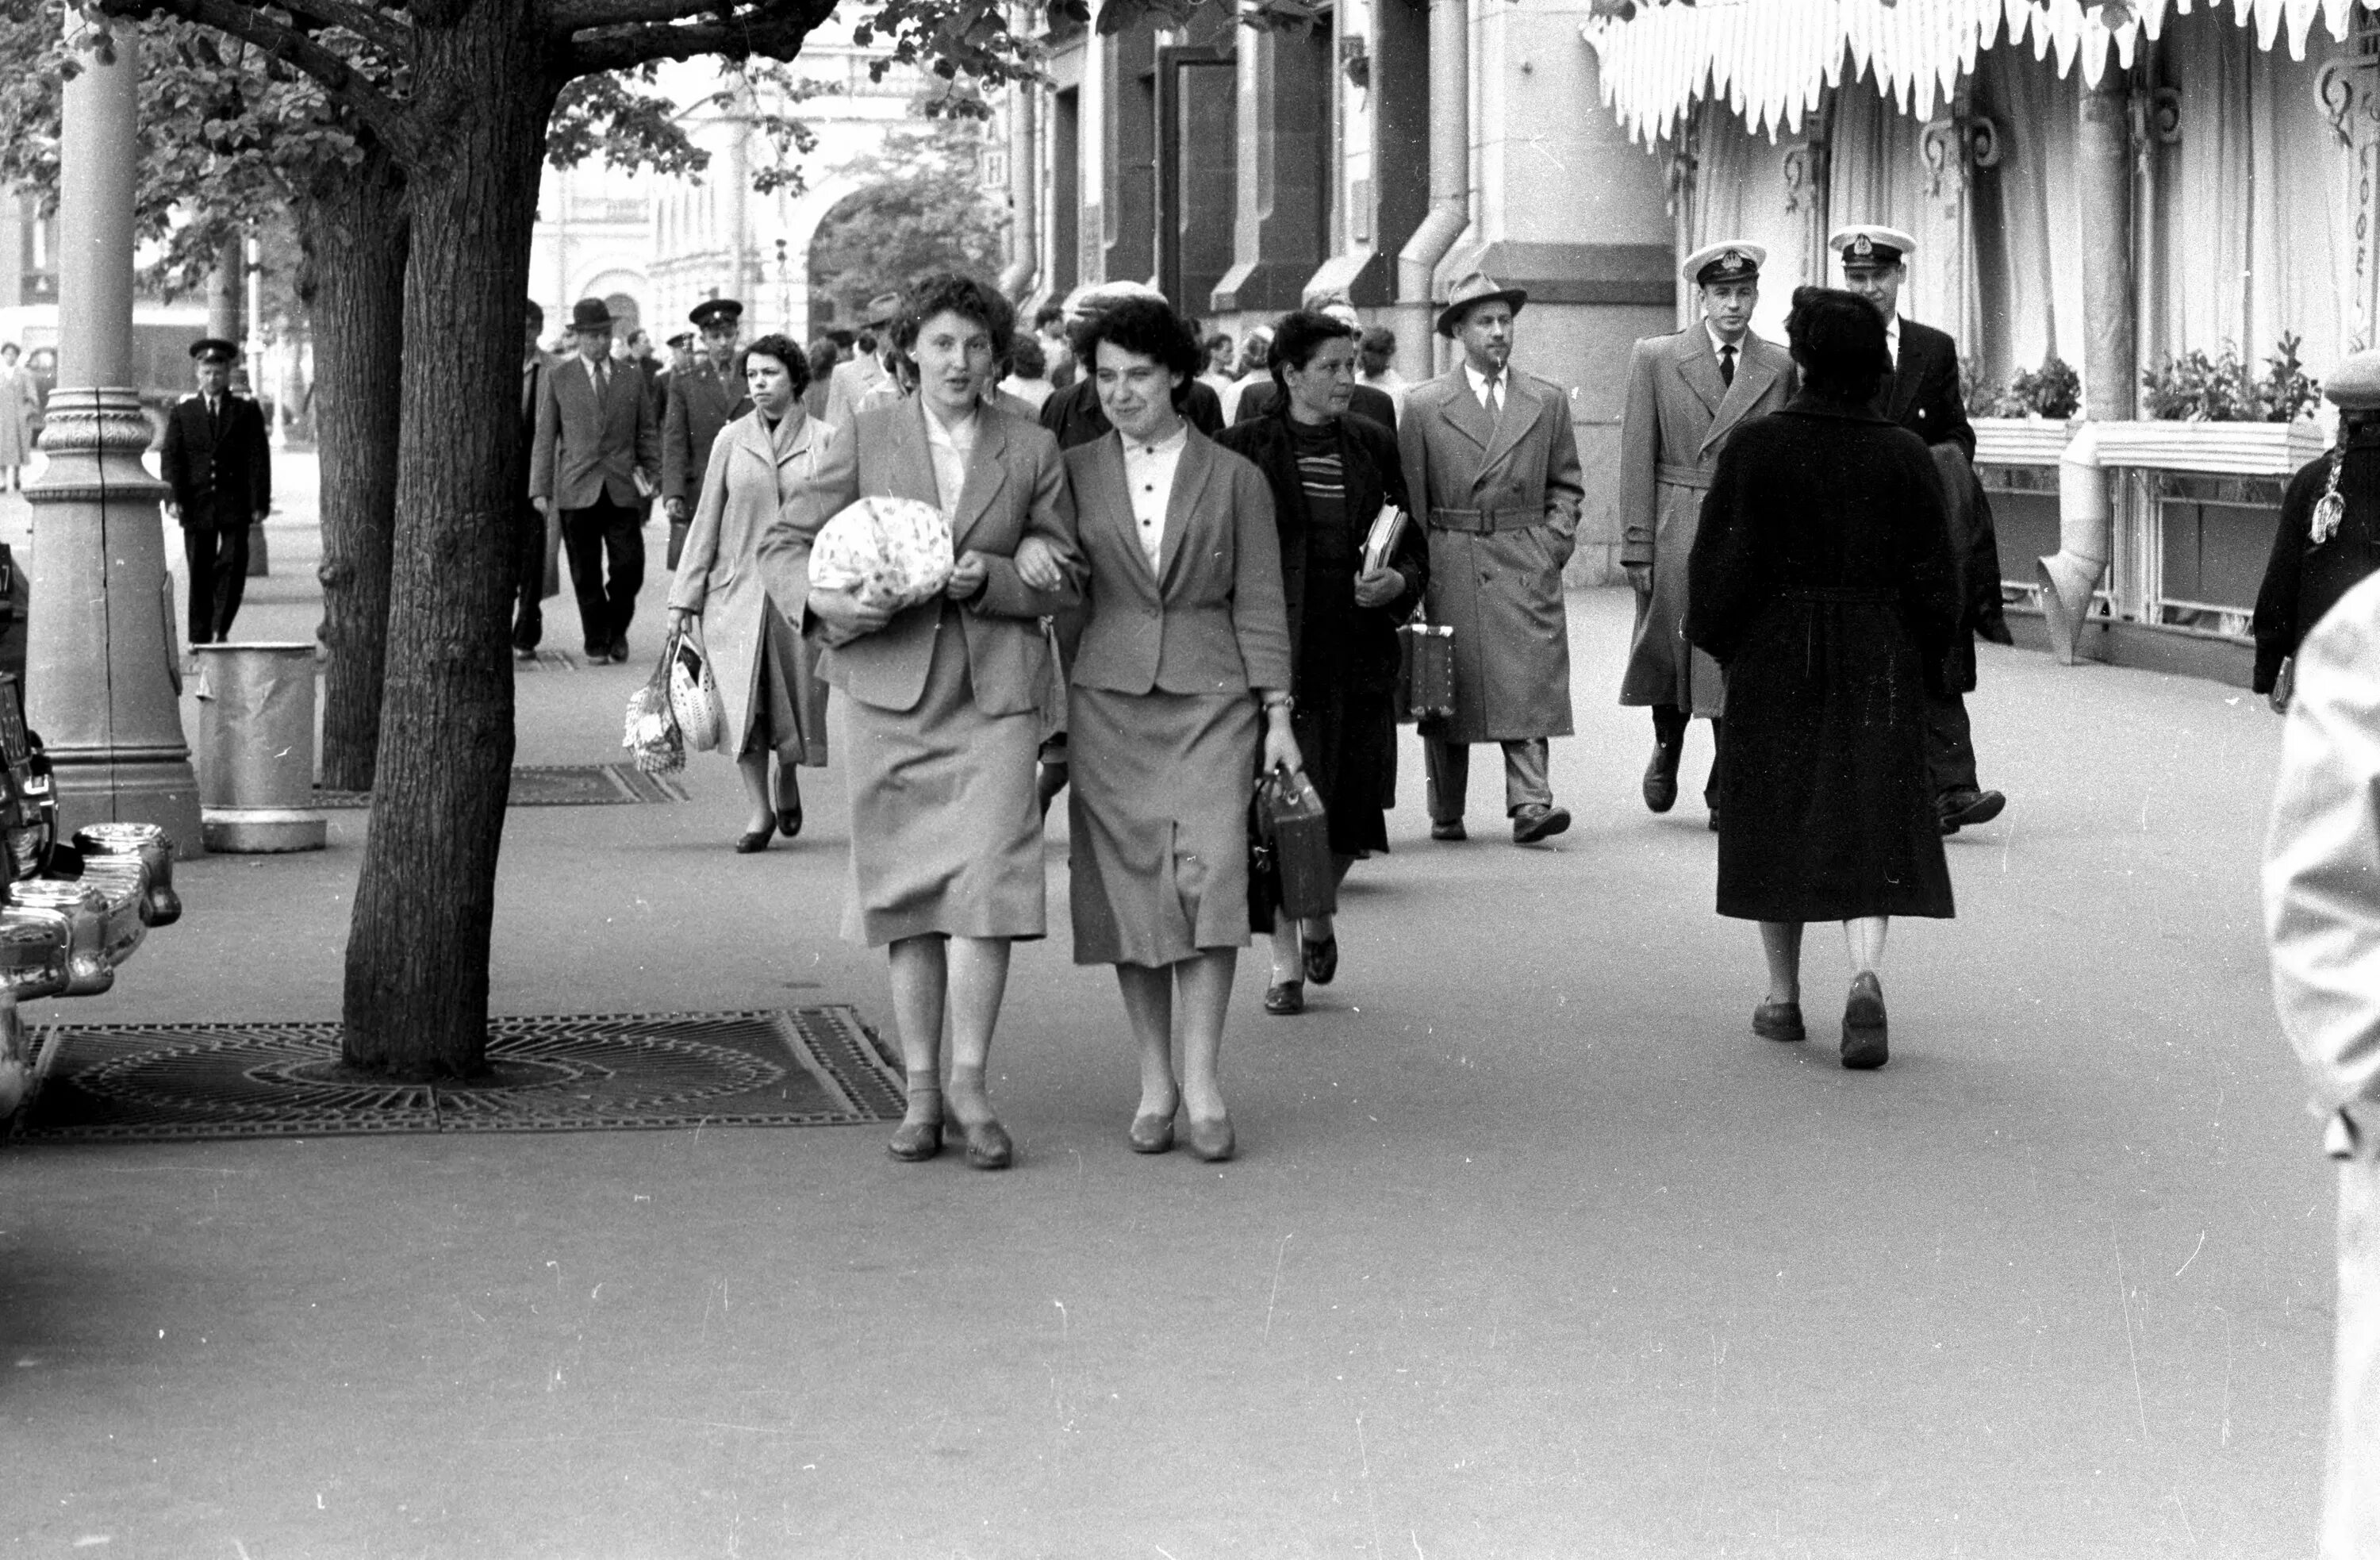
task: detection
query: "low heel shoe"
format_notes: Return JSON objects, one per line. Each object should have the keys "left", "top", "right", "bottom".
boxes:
{"left": 1752, "top": 1001, "right": 1806, "bottom": 1043}
{"left": 1840, "top": 973, "right": 1888, "bottom": 1070}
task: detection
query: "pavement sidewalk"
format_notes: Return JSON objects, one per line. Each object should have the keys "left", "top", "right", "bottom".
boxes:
{"left": 0, "top": 457, "right": 2339, "bottom": 1558}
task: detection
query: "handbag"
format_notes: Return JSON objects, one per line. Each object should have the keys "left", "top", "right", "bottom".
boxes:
{"left": 667, "top": 626, "right": 726, "bottom": 754}
{"left": 1253, "top": 763, "right": 1336, "bottom": 921}
{"left": 1395, "top": 614, "right": 1456, "bottom": 726}
{"left": 621, "top": 636, "right": 686, "bottom": 775}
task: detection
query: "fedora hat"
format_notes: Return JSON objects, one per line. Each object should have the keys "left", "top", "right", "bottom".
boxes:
{"left": 1435, "top": 272, "right": 1528, "bottom": 337}
{"left": 569, "top": 297, "right": 613, "bottom": 332}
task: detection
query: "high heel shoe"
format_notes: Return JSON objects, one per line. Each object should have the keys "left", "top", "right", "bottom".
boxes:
{"left": 773, "top": 774, "right": 803, "bottom": 840}
{"left": 887, "top": 1085, "right": 944, "bottom": 1162}
{"left": 1187, "top": 1114, "right": 1235, "bottom": 1163}
{"left": 734, "top": 820, "right": 776, "bottom": 855}
{"left": 1128, "top": 1098, "right": 1178, "bottom": 1155}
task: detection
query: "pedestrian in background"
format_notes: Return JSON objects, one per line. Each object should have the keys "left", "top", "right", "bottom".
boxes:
{"left": 1034, "top": 302, "right": 1075, "bottom": 388}
{"left": 667, "top": 333, "right": 831, "bottom": 854}
{"left": 1686, "top": 286, "right": 1959, "bottom": 1070}
{"left": 1400, "top": 271, "right": 1585, "bottom": 846}
{"left": 2255, "top": 349, "right": 2380, "bottom": 707}
{"left": 1355, "top": 326, "right": 1407, "bottom": 422}
{"left": 1617, "top": 241, "right": 1796, "bottom": 828}
{"left": 512, "top": 300, "right": 556, "bottom": 660}
{"left": 762, "top": 272, "right": 1078, "bottom": 1172}
{"left": 2263, "top": 566, "right": 2380, "bottom": 1560}
{"left": 802, "top": 338, "right": 839, "bottom": 422}
{"left": 1216, "top": 308, "right": 1426, "bottom": 1017}
{"left": 532, "top": 297, "right": 660, "bottom": 664}
{"left": 1200, "top": 332, "right": 1238, "bottom": 402}
{"left": 999, "top": 334, "right": 1054, "bottom": 412}
{"left": 1063, "top": 293, "right": 1296, "bottom": 1162}
{"left": 1219, "top": 327, "right": 1273, "bottom": 424}
{"left": 0, "top": 344, "right": 34, "bottom": 490}
{"left": 662, "top": 298, "right": 751, "bottom": 572}
{"left": 823, "top": 292, "right": 900, "bottom": 427}
{"left": 159, "top": 338, "right": 271, "bottom": 646}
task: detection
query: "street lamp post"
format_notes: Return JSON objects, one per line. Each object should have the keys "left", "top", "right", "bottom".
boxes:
{"left": 22, "top": 12, "right": 203, "bottom": 855}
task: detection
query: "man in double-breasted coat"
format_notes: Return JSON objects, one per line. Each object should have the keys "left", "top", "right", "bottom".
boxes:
{"left": 1618, "top": 241, "right": 1796, "bottom": 825}
{"left": 1399, "top": 271, "right": 1585, "bottom": 845}
{"left": 1834, "top": 225, "right": 2012, "bottom": 836}
{"left": 532, "top": 296, "right": 660, "bottom": 663}
{"left": 159, "top": 337, "right": 271, "bottom": 646}
{"left": 662, "top": 297, "right": 753, "bottom": 572}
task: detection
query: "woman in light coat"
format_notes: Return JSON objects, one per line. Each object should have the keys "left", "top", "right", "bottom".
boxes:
{"left": 0, "top": 344, "right": 34, "bottom": 490}
{"left": 666, "top": 333, "right": 833, "bottom": 851}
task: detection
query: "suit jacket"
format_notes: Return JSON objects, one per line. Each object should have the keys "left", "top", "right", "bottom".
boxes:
{"left": 1398, "top": 363, "right": 1585, "bottom": 742}
{"left": 1065, "top": 426, "right": 1292, "bottom": 697}
{"left": 662, "top": 356, "right": 751, "bottom": 505}
{"left": 532, "top": 353, "right": 658, "bottom": 511}
{"left": 823, "top": 354, "right": 892, "bottom": 429}
{"left": 1037, "top": 376, "right": 1224, "bottom": 451}
{"left": 159, "top": 391, "right": 271, "bottom": 531}
{"left": 1881, "top": 317, "right": 1975, "bottom": 462}
{"left": 759, "top": 397, "right": 1079, "bottom": 717}
{"left": 1232, "top": 380, "right": 1399, "bottom": 436}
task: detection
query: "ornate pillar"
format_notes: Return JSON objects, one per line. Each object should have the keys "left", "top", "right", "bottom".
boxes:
{"left": 23, "top": 13, "right": 202, "bottom": 853}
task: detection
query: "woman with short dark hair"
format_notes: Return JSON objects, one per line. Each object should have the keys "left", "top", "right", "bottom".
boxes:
{"left": 1217, "top": 309, "right": 1427, "bottom": 1014}
{"left": 1685, "top": 286, "right": 1960, "bottom": 1070}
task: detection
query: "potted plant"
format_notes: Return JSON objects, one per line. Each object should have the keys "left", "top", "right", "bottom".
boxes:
{"left": 2095, "top": 334, "right": 2326, "bottom": 475}
{"left": 1971, "top": 355, "right": 2081, "bottom": 468}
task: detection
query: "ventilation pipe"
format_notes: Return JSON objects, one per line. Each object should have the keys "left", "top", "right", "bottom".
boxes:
{"left": 1395, "top": 0, "right": 1469, "bottom": 378}
{"left": 999, "top": 68, "right": 1039, "bottom": 300}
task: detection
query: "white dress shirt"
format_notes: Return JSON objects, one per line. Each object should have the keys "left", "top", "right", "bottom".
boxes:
{"left": 1464, "top": 360, "right": 1507, "bottom": 417}
{"left": 1120, "top": 421, "right": 1189, "bottom": 571}
{"left": 923, "top": 403, "right": 979, "bottom": 524}
{"left": 1883, "top": 314, "right": 1902, "bottom": 369}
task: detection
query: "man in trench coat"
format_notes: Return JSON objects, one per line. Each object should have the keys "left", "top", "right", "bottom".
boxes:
{"left": 662, "top": 297, "right": 753, "bottom": 572}
{"left": 1399, "top": 271, "right": 1586, "bottom": 844}
{"left": 2263, "top": 550, "right": 2380, "bottom": 1560}
{"left": 1618, "top": 241, "right": 1796, "bottom": 826}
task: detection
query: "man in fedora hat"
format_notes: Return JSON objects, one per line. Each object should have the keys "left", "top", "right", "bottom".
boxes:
{"left": 1832, "top": 225, "right": 2012, "bottom": 836}
{"left": 531, "top": 296, "right": 660, "bottom": 663}
{"left": 159, "top": 336, "right": 272, "bottom": 645}
{"left": 1399, "top": 271, "right": 1584, "bottom": 844}
{"left": 824, "top": 290, "right": 902, "bottom": 427}
{"left": 662, "top": 297, "right": 752, "bottom": 571}
{"left": 1618, "top": 241, "right": 1797, "bottom": 827}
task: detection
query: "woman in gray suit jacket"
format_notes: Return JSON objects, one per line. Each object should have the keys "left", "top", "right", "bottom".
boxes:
{"left": 1064, "top": 296, "right": 1299, "bottom": 1163}
{"left": 761, "top": 274, "right": 1081, "bottom": 1170}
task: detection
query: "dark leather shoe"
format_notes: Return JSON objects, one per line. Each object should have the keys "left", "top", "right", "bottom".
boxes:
{"left": 1263, "top": 980, "right": 1304, "bottom": 1016}
{"left": 515, "top": 645, "right": 539, "bottom": 663}
{"left": 1187, "top": 1115, "right": 1236, "bottom": 1163}
{"left": 1642, "top": 744, "right": 1679, "bottom": 813}
{"left": 1302, "top": 933, "right": 1338, "bottom": 986}
{"left": 584, "top": 641, "right": 608, "bottom": 659}
{"left": 608, "top": 639, "right": 631, "bottom": 663}
{"left": 955, "top": 1116, "right": 1013, "bottom": 1170}
{"left": 1512, "top": 804, "right": 1571, "bottom": 844}
{"left": 1127, "top": 1105, "right": 1177, "bottom": 1155}
{"left": 734, "top": 824, "right": 774, "bottom": 854}
{"left": 1938, "top": 788, "right": 2006, "bottom": 835}
{"left": 1841, "top": 972, "right": 1889, "bottom": 1070}
{"left": 1430, "top": 819, "right": 1467, "bottom": 842}
{"left": 1707, "top": 809, "right": 1720, "bottom": 833}
{"left": 1752, "top": 1001, "right": 1806, "bottom": 1043}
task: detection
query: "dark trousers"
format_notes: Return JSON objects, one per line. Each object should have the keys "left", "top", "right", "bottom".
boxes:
{"left": 559, "top": 494, "right": 645, "bottom": 655}
{"left": 1925, "top": 688, "right": 1980, "bottom": 797}
{"left": 1650, "top": 704, "right": 1724, "bottom": 808}
{"left": 512, "top": 501, "right": 546, "bottom": 651}
{"left": 182, "top": 522, "right": 250, "bottom": 644}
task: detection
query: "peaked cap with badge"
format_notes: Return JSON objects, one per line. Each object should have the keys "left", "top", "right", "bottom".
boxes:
{"left": 689, "top": 298, "right": 743, "bottom": 332}
{"left": 1828, "top": 225, "right": 1918, "bottom": 271}
{"left": 1682, "top": 242, "right": 1766, "bottom": 287}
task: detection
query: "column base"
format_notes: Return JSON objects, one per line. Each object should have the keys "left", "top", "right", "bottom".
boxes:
{"left": 51, "top": 751, "right": 204, "bottom": 860}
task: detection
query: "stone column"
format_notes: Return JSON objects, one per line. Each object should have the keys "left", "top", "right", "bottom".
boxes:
{"left": 23, "top": 13, "right": 202, "bottom": 855}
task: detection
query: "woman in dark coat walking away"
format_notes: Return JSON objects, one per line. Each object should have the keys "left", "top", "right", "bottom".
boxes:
{"left": 1216, "top": 309, "right": 1428, "bottom": 1015}
{"left": 1685, "top": 287, "right": 1961, "bottom": 1070}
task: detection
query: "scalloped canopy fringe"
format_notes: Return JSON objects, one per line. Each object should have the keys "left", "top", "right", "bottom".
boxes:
{"left": 1583, "top": 0, "right": 2380, "bottom": 144}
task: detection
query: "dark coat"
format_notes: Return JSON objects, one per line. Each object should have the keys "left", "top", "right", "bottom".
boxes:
{"left": 1037, "top": 376, "right": 1224, "bottom": 451}
{"left": 1232, "top": 379, "right": 1399, "bottom": 434}
{"left": 1882, "top": 317, "right": 2010, "bottom": 688}
{"left": 662, "top": 355, "right": 752, "bottom": 506}
{"left": 1214, "top": 405, "right": 1425, "bottom": 694}
{"left": 2253, "top": 438, "right": 2380, "bottom": 694}
{"left": 159, "top": 391, "right": 271, "bottom": 532}
{"left": 1687, "top": 395, "right": 1960, "bottom": 923}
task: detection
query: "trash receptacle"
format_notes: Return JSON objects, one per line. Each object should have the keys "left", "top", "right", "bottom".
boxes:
{"left": 194, "top": 643, "right": 324, "bottom": 853}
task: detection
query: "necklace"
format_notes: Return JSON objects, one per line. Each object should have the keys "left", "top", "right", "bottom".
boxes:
{"left": 2311, "top": 447, "right": 2347, "bottom": 545}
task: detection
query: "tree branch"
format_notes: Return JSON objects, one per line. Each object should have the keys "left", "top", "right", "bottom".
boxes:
{"left": 273, "top": 0, "right": 407, "bottom": 56}
{"left": 102, "top": 0, "right": 415, "bottom": 156}
{"left": 544, "top": 0, "right": 719, "bottom": 36}
{"left": 560, "top": 0, "right": 834, "bottom": 74}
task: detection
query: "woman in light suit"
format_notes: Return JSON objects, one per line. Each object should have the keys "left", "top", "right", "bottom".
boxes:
{"left": 760, "top": 274, "right": 1080, "bottom": 1170}
{"left": 1064, "top": 296, "right": 1299, "bottom": 1163}
{"left": 666, "top": 334, "right": 833, "bottom": 852}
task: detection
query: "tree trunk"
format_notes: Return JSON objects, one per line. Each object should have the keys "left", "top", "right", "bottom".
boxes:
{"left": 299, "top": 148, "right": 407, "bottom": 793}
{"left": 340, "top": 0, "right": 552, "bottom": 1078}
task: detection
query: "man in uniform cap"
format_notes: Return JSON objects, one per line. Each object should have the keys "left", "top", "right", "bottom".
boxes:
{"left": 159, "top": 337, "right": 272, "bottom": 645}
{"left": 1399, "top": 271, "right": 1586, "bottom": 844}
{"left": 1617, "top": 243, "right": 1797, "bottom": 827}
{"left": 823, "top": 290, "right": 902, "bottom": 427}
{"left": 530, "top": 297, "right": 660, "bottom": 662}
{"left": 2255, "top": 350, "right": 2380, "bottom": 706}
{"left": 662, "top": 298, "right": 754, "bottom": 571}
{"left": 1832, "top": 224, "right": 2013, "bottom": 835}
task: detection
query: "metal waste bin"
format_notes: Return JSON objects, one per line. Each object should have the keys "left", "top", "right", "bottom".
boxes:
{"left": 194, "top": 643, "right": 325, "bottom": 852}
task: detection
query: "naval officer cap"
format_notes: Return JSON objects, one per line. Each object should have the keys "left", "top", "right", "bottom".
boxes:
{"left": 1829, "top": 225, "right": 1917, "bottom": 271}
{"left": 2327, "top": 348, "right": 2380, "bottom": 411}
{"left": 188, "top": 337, "right": 238, "bottom": 364}
{"left": 689, "top": 298, "right": 743, "bottom": 331}
{"left": 1683, "top": 240, "right": 1766, "bottom": 286}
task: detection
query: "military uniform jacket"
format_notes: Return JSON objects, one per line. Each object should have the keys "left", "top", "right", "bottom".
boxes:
{"left": 1398, "top": 363, "right": 1585, "bottom": 743}
{"left": 159, "top": 390, "right": 271, "bottom": 532}
{"left": 1616, "top": 327, "right": 1795, "bottom": 715}
{"left": 662, "top": 356, "right": 751, "bottom": 506}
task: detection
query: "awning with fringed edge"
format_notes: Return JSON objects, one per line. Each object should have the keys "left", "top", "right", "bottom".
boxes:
{"left": 1583, "top": 0, "right": 2380, "bottom": 145}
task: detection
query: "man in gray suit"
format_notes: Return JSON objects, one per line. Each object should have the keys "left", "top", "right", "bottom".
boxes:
{"left": 823, "top": 292, "right": 900, "bottom": 428}
{"left": 1618, "top": 241, "right": 1796, "bottom": 825}
{"left": 532, "top": 297, "right": 660, "bottom": 663}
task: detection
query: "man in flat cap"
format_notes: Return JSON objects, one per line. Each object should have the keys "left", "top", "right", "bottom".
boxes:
{"left": 2255, "top": 352, "right": 2380, "bottom": 708}
{"left": 531, "top": 297, "right": 660, "bottom": 663}
{"left": 823, "top": 291, "right": 901, "bottom": 428}
{"left": 1399, "top": 271, "right": 1586, "bottom": 844}
{"left": 1833, "top": 225, "right": 2012, "bottom": 836}
{"left": 1618, "top": 242, "right": 1797, "bottom": 826}
{"left": 662, "top": 298, "right": 752, "bottom": 571}
{"left": 159, "top": 337, "right": 272, "bottom": 646}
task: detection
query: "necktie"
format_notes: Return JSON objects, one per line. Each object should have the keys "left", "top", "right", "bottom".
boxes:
{"left": 1484, "top": 375, "right": 1502, "bottom": 418}
{"left": 1719, "top": 345, "right": 1737, "bottom": 388}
